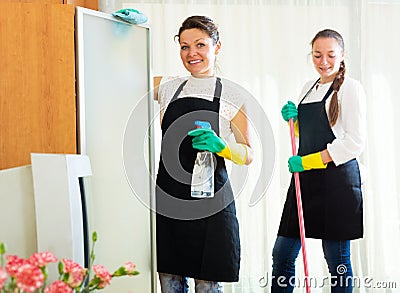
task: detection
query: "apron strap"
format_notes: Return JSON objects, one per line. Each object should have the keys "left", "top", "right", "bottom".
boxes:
{"left": 170, "top": 80, "right": 188, "bottom": 104}
{"left": 299, "top": 78, "right": 335, "bottom": 104}
{"left": 299, "top": 78, "right": 320, "bottom": 104}
{"left": 213, "top": 77, "right": 222, "bottom": 101}
{"left": 170, "top": 77, "right": 222, "bottom": 104}
{"left": 322, "top": 85, "right": 334, "bottom": 102}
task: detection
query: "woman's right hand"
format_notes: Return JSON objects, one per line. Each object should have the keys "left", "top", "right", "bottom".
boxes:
{"left": 281, "top": 101, "right": 298, "bottom": 122}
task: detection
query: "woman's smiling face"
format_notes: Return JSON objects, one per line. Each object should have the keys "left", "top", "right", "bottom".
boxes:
{"left": 312, "top": 37, "right": 344, "bottom": 83}
{"left": 179, "top": 28, "right": 221, "bottom": 78}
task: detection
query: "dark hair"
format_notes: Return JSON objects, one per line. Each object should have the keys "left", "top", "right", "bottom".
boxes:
{"left": 175, "top": 15, "right": 219, "bottom": 45}
{"left": 311, "top": 29, "right": 345, "bottom": 127}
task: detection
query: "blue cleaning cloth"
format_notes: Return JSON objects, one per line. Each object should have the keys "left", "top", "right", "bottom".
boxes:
{"left": 112, "top": 8, "right": 148, "bottom": 24}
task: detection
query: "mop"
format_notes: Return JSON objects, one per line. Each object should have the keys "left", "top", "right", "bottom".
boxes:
{"left": 289, "top": 118, "right": 311, "bottom": 293}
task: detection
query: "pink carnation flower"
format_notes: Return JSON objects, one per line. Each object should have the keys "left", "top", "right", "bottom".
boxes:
{"left": 16, "top": 263, "right": 45, "bottom": 293}
{"left": 62, "top": 259, "right": 86, "bottom": 288}
{"left": 28, "top": 252, "right": 58, "bottom": 267}
{"left": 5, "top": 255, "right": 27, "bottom": 278}
{"left": 92, "top": 264, "right": 111, "bottom": 288}
{"left": 123, "top": 262, "right": 137, "bottom": 274}
{"left": 0, "top": 268, "right": 7, "bottom": 290}
{"left": 45, "top": 280, "right": 73, "bottom": 293}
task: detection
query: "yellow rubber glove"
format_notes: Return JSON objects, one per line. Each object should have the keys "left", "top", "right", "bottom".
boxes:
{"left": 288, "top": 152, "right": 327, "bottom": 173}
{"left": 217, "top": 141, "right": 248, "bottom": 165}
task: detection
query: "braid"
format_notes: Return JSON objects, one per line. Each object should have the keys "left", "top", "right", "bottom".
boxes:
{"left": 329, "top": 60, "right": 346, "bottom": 126}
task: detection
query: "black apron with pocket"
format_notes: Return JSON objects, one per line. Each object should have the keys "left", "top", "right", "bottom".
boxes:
{"left": 156, "top": 77, "right": 240, "bottom": 282}
{"left": 278, "top": 79, "right": 363, "bottom": 240}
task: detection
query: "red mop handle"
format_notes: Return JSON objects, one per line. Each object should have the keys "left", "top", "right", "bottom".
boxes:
{"left": 289, "top": 118, "right": 311, "bottom": 293}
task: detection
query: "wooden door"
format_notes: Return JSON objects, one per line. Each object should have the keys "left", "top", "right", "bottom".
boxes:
{"left": 0, "top": 3, "right": 76, "bottom": 170}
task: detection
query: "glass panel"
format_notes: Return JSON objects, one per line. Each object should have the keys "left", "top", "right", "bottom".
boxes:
{"left": 75, "top": 8, "right": 154, "bottom": 292}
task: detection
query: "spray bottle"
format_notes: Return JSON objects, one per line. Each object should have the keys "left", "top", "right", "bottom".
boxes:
{"left": 191, "top": 120, "right": 214, "bottom": 198}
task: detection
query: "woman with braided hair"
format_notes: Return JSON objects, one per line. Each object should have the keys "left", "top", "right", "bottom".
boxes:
{"left": 272, "top": 29, "right": 367, "bottom": 292}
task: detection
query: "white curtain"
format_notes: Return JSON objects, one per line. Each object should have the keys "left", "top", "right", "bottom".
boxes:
{"left": 101, "top": 0, "right": 400, "bottom": 292}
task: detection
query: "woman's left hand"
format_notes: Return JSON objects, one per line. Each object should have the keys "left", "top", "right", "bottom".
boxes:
{"left": 288, "top": 152, "right": 328, "bottom": 173}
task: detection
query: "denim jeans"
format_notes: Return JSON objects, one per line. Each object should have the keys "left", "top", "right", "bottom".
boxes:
{"left": 271, "top": 236, "right": 353, "bottom": 293}
{"left": 159, "top": 273, "right": 224, "bottom": 293}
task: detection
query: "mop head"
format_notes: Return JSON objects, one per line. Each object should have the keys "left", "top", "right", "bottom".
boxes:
{"left": 112, "top": 9, "right": 148, "bottom": 24}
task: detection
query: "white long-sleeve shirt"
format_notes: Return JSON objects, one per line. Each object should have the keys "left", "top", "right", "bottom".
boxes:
{"left": 298, "top": 77, "right": 367, "bottom": 166}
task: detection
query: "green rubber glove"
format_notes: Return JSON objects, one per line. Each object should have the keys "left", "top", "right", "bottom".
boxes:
{"left": 188, "top": 128, "right": 226, "bottom": 153}
{"left": 281, "top": 101, "right": 298, "bottom": 122}
{"left": 288, "top": 152, "right": 327, "bottom": 173}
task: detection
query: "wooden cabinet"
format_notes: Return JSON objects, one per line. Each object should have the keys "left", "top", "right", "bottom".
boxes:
{"left": 0, "top": 3, "right": 76, "bottom": 170}
{"left": 66, "top": 0, "right": 97, "bottom": 10}
{"left": 0, "top": 0, "right": 63, "bottom": 3}
{"left": 0, "top": 0, "right": 98, "bottom": 10}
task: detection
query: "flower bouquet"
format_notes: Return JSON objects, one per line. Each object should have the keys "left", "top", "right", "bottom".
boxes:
{"left": 0, "top": 232, "right": 139, "bottom": 293}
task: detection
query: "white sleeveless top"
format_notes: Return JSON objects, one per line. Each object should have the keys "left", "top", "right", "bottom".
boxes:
{"left": 157, "top": 75, "right": 250, "bottom": 140}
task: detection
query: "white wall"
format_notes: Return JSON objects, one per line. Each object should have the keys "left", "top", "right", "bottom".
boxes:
{"left": 0, "top": 166, "right": 37, "bottom": 257}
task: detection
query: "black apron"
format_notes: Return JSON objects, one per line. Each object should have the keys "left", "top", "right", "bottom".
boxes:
{"left": 278, "top": 79, "right": 363, "bottom": 240}
{"left": 156, "top": 77, "right": 240, "bottom": 282}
